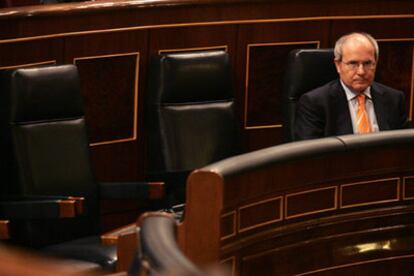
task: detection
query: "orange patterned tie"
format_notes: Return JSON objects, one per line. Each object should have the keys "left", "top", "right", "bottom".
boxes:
{"left": 356, "top": 94, "right": 372, "bottom": 134}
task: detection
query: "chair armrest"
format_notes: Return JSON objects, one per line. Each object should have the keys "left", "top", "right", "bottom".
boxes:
{"left": 99, "top": 182, "right": 165, "bottom": 200}
{"left": 0, "top": 220, "right": 9, "bottom": 240}
{"left": 101, "top": 223, "right": 138, "bottom": 271}
{"left": 0, "top": 196, "right": 84, "bottom": 219}
{"left": 101, "top": 223, "right": 137, "bottom": 246}
{"left": 137, "top": 212, "right": 201, "bottom": 275}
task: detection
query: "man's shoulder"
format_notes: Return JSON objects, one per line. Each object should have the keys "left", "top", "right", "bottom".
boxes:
{"left": 371, "top": 81, "right": 403, "bottom": 95}
{"left": 371, "top": 82, "right": 404, "bottom": 99}
{"left": 302, "top": 79, "right": 341, "bottom": 99}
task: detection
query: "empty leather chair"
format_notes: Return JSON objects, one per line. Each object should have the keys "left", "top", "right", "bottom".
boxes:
{"left": 282, "top": 49, "right": 338, "bottom": 142}
{"left": 145, "top": 50, "right": 241, "bottom": 206}
{"left": 0, "top": 64, "right": 159, "bottom": 271}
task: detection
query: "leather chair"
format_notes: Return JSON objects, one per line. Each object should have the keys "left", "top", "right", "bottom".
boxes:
{"left": 0, "top": 64, "right": 161, "bottom": 271}
{"left": 282, "top": 49, "right": 338, "bottom": 142}
{"left": 145, "top": 50, "right": 241, "bottom": 205}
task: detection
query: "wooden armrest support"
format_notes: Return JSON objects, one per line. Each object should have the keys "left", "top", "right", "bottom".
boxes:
{"left": 0, "top": 220, "right": 9, "bottom": 240}
{"left": 58, "top": 199, "right": 77, "bottom": 218}
{"left": 68, "top": 197, "right": 84, "bottom": 215}
{"left": 101, "top": 223, "right": 137, "bottom": 246}
{"left": 58, "top": 197, "right": 85, "bottom": 217}
{"left": 101, "top": 223, "right": 139, "bottom": 272}
{"left": 148, "top": 182, "right": 165, "bottom": 200}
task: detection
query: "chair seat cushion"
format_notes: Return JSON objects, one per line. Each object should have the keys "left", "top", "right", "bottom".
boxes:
{"left": 43, "top": 236, "right": 117, "bottom": 271}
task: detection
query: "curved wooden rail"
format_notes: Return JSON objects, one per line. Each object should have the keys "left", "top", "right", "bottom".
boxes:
{"left": 175, "top": 129, "right": 414, "bottom": 275}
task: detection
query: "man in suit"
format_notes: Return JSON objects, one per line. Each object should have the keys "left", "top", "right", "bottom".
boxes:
{"left": 295, "top": 32, "right": 411, "bottom": 140}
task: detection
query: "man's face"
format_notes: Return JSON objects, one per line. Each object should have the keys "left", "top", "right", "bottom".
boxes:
{"left": 334, "top": 37, "right": 377, "bottom": 93}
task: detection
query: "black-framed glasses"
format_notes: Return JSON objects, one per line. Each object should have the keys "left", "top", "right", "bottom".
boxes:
{"left": 341, "top": 60, "right": 376, "bottom": 70}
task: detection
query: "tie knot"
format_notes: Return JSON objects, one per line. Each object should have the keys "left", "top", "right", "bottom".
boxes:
{"left": 357, "top": 94, "right": 366, "bottom": 105}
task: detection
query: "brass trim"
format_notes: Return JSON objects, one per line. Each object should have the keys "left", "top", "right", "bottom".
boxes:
{"left": 158, "top": 45, "right": 228, "bottom": 54}
{"left": 377, "top": 38, "right": 414, "bottom": 42}
{"left": 244, "top": 41, "right": 320, "bottom": 130}
{"left": 402, "top": 176, "right": 414, "bottom": 200}
{"left": 220, "top": 256, "right": 236, "bottom": 276}
{"left": 340, "top": 177, "right": 400, "bottom": 209}
{"left": 0, "top": 60, "right": 56, "bottom": 70}
{"left": 377, "top": 38, "right": 414, "bottom": 121}
{"left": 238, "top": 196, "right": 283, "bottom": 233}
{"left": 220, "top": 210, "right": 237, "bottom": 241}
{"left": 1, "top": 14, "right": 413, "bottom": 44}
{"left": 245, "top": 124, "right": 283, "bottom": 130}
{"left": 73, "top": 52, "right": 140, "bottom": 147}
{"left": 411, "top": 45, "right": 414, "bottom": 121}
{"left": 285, "top": 186, "right": 337, "bottom": 219}
{"left": 296, "top": 253, "right": 414, "bottom": 276}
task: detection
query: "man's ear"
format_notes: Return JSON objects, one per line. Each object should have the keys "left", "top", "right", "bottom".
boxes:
{"left": 334, "top": 60, "right": 341, "bottom": 74}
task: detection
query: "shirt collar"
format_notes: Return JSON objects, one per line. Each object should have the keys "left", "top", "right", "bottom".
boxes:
{"left": 340, "top": 79, "right": 372, "bottom": 101}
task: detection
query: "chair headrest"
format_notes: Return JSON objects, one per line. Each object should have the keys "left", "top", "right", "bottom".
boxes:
{"left": 149, "top": 50, "right": 233, "bottom": 104}
{"left": 6, "top": 64, "right": 83, "bottom": 123}
{"left": 284, "top": 48, "right": 338, "bottom": 100}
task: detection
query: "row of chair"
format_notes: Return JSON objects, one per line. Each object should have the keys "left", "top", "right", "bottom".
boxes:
{"left": 0, "top": 49, "right": 246, "bottom": 271}
{"left": 0, "top": 48, "right": 337, "bottom": 272}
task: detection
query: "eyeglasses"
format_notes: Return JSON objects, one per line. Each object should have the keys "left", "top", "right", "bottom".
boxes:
{"left": 341, "top": 60, "right": 376, "bottom": 71}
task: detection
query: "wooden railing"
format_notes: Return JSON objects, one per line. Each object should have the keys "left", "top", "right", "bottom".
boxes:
{"left": 162, "top": 129, "right": 414, "bottom": 275}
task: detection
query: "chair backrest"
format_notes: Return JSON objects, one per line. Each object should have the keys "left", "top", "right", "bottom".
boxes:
{"left": 282, "top": 48, "right": 338, "bottom": 142}
{"left": 0, "top": 64, "right": 99, "bottom": 246}
{"left": 145, "top": 50, "right": 241, "bottom": 204}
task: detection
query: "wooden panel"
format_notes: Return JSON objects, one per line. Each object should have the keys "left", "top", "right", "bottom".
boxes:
{"left": 0, "top": 39, "right": 63, "bottom": 69}
{"left": 238, "top": 197, "right": 282, "bottom": 232}
{"left": 286, "top": 186, "right": 337, "bottom": 219}
{"left": 340, "top": 178, "right": 400, "bottom": 208}
{"left": 240, "top": 222, "right": 414, "bottom": 276}
{"left": 63, "top": 30, "right": 148, "bottom": 182}
{"left": 376, "top": 40, "right": 414, "bottom": 120}
{"left": 403, "top": 176, "right": 414, "bottom": 199}
{"left": 297, "top": 255, "right": 414, "bottom": 276}
{"left": 245, "top": 42, "right": 318, "bottom": 128}
{"left": 220, "top": 211, "right": 236, "bottom": 240}
{"left": 149, "top": 25, "right": 238, "bottom": 56}
{"left": 74, "top": 53, "right": 138, "bottom": 145}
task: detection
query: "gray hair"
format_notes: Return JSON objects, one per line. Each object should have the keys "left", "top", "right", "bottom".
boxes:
{"left": 334, "top": 32, "right": 379, "bottom": 61}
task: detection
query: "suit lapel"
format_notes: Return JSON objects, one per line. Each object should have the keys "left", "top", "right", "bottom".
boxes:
{"left": 331, "top": 81, "right": 353, "bottom": 135}
{"left": 371, "top": 83, "right": 389, "bottom": 130}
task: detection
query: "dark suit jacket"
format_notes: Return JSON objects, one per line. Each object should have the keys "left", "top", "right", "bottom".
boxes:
{"left": 295, "top": 80, "right": 411, "bottom": 140}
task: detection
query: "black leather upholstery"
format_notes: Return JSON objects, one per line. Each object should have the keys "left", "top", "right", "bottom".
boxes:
{"left": 146, "top": 50, "right": 241, "bottom": 205}
{"left": 283, "top": 49, "right": 338, "bottom": 142}
{"left": 204, "top": 129, "right": 414, "bottom": 177}
{"left": 0, "top": 65, "right": 116, "bottom": 271}
{"left": 204, "top": 137, "right": 345, "bottom": 177}
{"left": 337, "top": 128, "right": 414, "bottom": 150}
{"left": 135, "top": 213, "right": 202, "bottom": 275}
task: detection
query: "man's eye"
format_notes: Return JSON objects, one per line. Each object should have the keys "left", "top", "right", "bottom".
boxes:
{"left": 349, "top": 61, "right": 359, "bottom": 66}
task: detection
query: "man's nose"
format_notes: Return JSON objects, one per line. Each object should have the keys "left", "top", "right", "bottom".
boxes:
{"left": 356, "top": 64, "right": 366, "bottom": 73}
